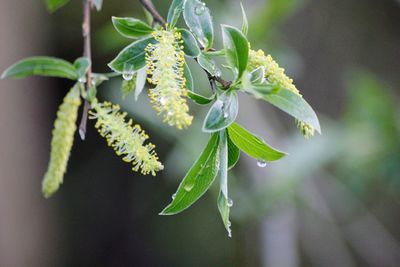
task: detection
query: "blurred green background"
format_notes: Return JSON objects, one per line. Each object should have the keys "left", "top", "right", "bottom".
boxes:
{"left": 0, "top": 0, "right": 400, "bottom": 266}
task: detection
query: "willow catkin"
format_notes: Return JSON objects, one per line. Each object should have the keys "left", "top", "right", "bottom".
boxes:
{"left": 248, "top": 49, "right": 315, "bottom": 138}
{"left": 42, "top": 86, "right": 81, "bottom": 198}
{"left": 89, "top": 100, "right": 164, "bottom": 176}
{"left": 145, "top": 29, "right": 193, "bottom": 130}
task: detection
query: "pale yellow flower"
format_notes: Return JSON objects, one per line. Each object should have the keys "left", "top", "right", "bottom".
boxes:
{"left": 89, "top": 100, "right": 163, "bottom": 176}
{"left": 248, "top": 49, "right": 315, "bottom": 138}
{"left": 145, "top": 30, "right": 193, "bottom": 130}
{"left": 42, "top": 85, "right": 81, "bottom": 198}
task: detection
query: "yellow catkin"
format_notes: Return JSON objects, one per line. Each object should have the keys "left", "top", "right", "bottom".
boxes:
{"left": 42, "top": 86, "right": 81, "bottom": 198}
{"left": 248, "top": 49, "right": 315, "bottom": 138}
{"left": 145, "top": 29, "right": 193, "bottom": 129}
{"left": 89, "top": 100, "right": 163, "bottom": 176}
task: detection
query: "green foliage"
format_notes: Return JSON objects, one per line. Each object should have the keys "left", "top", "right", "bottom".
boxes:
{"left": 183, "top": 0, "right": 214, "bottom": 48}
{"left": 1, "top": 57, "right": 81, "bottom": 80}
{"left": 46, "top": 0, "right": 70, "bottom": 12}
{"left": 228, "top": 122, "right": 286, "bottom": 162}
{"left": 202, "top": 90, "right": 238, "bottom": 133}
{"left": 2, "top": 0, "right": 321, "bottom": 236}
{"left": 221, "top": 25, "right": 249, "bottom": 81}
{"left": 108, "top": 37, "right": 156, "bottom": 73}
{"left": 160, "top": 133, "right": 220, "bottom": 215}
{"left": 112, "top": 17, "right": 154, "bottom": 39}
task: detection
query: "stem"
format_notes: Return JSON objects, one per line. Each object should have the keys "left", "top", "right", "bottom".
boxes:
{"left": 79, "top": 0, "right": 93, "bottom": 140}
{"left": 139, "top": 0, "right": 166, "bottom": 27}
{"left": 138, "top": 0, "right": 232, "bottom": 90}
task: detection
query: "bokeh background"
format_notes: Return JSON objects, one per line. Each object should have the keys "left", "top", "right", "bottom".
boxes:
{"left": 1, "top": 0, "right": 400, "bottom": 266}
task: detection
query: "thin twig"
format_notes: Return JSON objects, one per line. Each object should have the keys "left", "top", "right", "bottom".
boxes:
{"left": 138, "top": 0, "right": 232, "bottom": 90}
{"left": 79, "top": 0, "right": 93, "bottom": 140}
{"left": 139, "top": 0, "right": 166, "bottom": 27}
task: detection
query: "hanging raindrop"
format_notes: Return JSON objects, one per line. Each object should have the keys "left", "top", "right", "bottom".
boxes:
{"left": 257, "top": 160, "right": 267, "bottom": 168}
{"left": 195, "top": 3, "right": 206, "bottom": 15}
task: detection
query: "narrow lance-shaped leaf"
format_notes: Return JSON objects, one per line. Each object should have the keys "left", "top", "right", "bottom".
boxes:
{"left": 217, "top": 130, "right": 232, "bottom": 237}
{"left": 46, "top": 0, "right": 70, "bottom": 13}
{"left": 135, "top": 66, "right": 147, "bottom": 101}
{"left": 263, "top": 89, "right": 321, "bottom": 133}
{"left": 183, "top": 0, "right": 214, "bottom": 49}
{"left": 240, "top": 2, "right": 249, "bottom": 36}
{"left": 197, "top": 53, "right": 219, "bottom": 77}
{"left": 203, "top": 90, "right": 239, "bottom": 133}
{"left": 112, "top": 17, "right": 154, "bottom": 39}
{"left": 228, "top": 122, "right": 286, "bottom": 162}
{"left": 187, "top": 91, "right": 214, "bottom": 105}
{"left": 1, "top": 57, "right": 79, "bottom": 80}
{"left": 160, "top": 133, "right": 220, "bottom": 215}
{"left": 167, "top": 0, "right": 184, "bottom": 27}
{"left": 184, "top": 62, "right": 194, "bottom": 91}
{"left": 227, "top": 132, "right": 240, "bottom": 169}
{"left": 108, "top": 37, "right": 156, "bottom": 74}
{"left": 179, "top": 28, "right": 201, "bottom": 57}
{"left": 221, "top": 24, "right": 249, "bottom": 81}
{"left": 74, "top": 57, "right": 91, "bottom": 81}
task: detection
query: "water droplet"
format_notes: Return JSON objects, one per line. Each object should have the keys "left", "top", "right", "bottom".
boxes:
{"left": 215, "top": 99, "right": 224, "bottom": 109}
{"left": 122, "top": 63, "right": 134, "bottom": 81}
{"left": 172, "top": 193, "right": 176, "bottom": 200}
{"left": 123, "top": 72, "right": 134, "bottom": 81}
{"left": 184, "top": 182, "right": 195, "bottom": 192}
{"left": 195, "top": 3, "right": 206, "bottom": 15}
{"left": 227, "top": 198, "right": 233, "bottom": 207}
{"left": 257, "top": 160, "right": 267, "bottom": 168}
{"left": 159, "top": 97, "right": 166, "bottom": 105}
{"left": 78, "top": 76, "right": 86, "bottom": 83}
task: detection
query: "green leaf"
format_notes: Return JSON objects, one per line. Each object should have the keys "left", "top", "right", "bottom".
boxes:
{"left": 93, "top": 0, "right": 103, "bottom": 11}
{"left": 184, "top": 62, "right": 194, "bottom": 91}
{"left": 179, "top": 29, "right": 201, "bottom": 57}
{"left": 240, "top": 2, "right": 248, "bottom": 36}
{"left": 221, "top": 24, "right": 249, "bottom": 80}
{"left": 108, "top": 37, "right": 156, "bottom": 74}
{"left": 135, "top": 66, "right": 147, "bottom": 101}
{"left": 263, "top": 89, "right": 321, "bottom": 133}
{"left": 197, "top": 53, "right": 219, "bottom": 77}
{"left": 1, "top": 56, "right": 78, "bottom": 80}
{"left": 167, "top": 0, "right": 183, "bottom": 27}
{"left": 73, "top": 57, "right": 91, "bottom": 81}
{"left": 217, "top": 131, "right": 232, "bottom": 237}
{"left": 187, "top": 90, "right": 214, "bottom": 105}
{"left": 203, "top": 90, "right": 239, "bottom": 133}
{"left": 160, "top": 133, "right": 220, "bottom": 215}
{"left": 112, "top": 17, "right": 154, "bottom": 39}
{"left": 228, "top": 122, "right": 286, "bottom": 161}
{"left": 227, "top": 133, "right": 240, "bottom": 169}
{"left": 46, "top": 0, "right": 70, "bottom": 12}
{"left": 183, "top": 0, "right": 214, "bottom": 49}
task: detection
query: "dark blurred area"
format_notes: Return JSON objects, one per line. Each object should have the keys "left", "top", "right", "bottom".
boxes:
{"left": 1, "top": 0, "right": 400, "bottom": 266}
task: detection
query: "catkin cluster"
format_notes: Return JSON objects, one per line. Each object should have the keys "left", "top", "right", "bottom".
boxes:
{"left": 145, "top": 30, "right": 193, "bottom": 130}
{"left": 42, "top": 86, "right": 81, "bottom": 198}
{"left": 89, "top": 100, "right": 163, "bottom": 176}
{"left": 248, "top": 49, "right": 315, "bottom": 138}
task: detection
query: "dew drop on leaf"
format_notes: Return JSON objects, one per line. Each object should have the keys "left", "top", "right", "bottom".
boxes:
{"left": 227, "top": 198, "right": 233, "bottom": 207}
{"left": 78, "top": 76, "right": 86, "bottom": 83}
{"left": 172, "top": 193, "right": 176, "bottom": 199}
{"left": 257, "top": 160, "right": 267, "bottom": 168}
{"left": 184, "top": 182, "right": 195, "bottom": 192}
{"left": 122, "top": 63, "right": 134, "bottom": 81}
{"left": 194, "top": 3, "right": 206, "bottom": 15}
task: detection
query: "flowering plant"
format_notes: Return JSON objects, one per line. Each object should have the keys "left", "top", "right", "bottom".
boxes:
{"left": 1, "top": 0, "right": 320, "bottom": 236}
